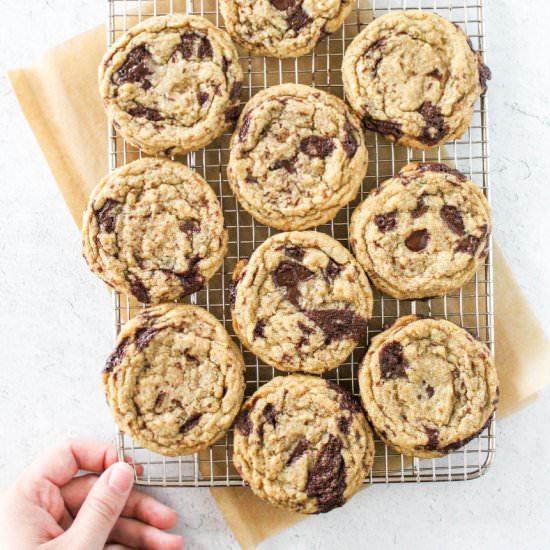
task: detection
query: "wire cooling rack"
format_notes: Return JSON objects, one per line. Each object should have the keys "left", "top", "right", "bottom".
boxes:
{"left": 107, "top": 0, "right": 495, "bottom": 486}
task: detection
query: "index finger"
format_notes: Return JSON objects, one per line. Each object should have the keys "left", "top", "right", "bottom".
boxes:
{"left": 25, "top": 440, "right": 132, "bottom": 487}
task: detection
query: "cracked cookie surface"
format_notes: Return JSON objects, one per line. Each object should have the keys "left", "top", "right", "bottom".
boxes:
{"left": 342, "top": 11, "right": 491, "bottom": 149}
{"left": 358, "top": 316, "right": 498, "bottom": 458}
{"left": 99, "top": 14, "right": 243, "bottom": 155}
{"left": 230, "top": 231, "right": 373, "bottom": 373}
{"left": 233, "top": 375, "right": 374, "bottom": 513}
{"left": 103, "top": 304, "right": 245, "bottom": 456}
{"left": 82, "top": 158, "right": 227, "bottom": 304}
{"left": 228, "top": 84, "right": 368, "bottom": 230}
{"left": 220, "top": 0, "right": 353, "bottom": 58}
{"left": 350, "top": 162, "right": 491, "bottom": 300}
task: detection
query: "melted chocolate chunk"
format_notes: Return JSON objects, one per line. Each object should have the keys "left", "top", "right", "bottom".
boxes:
{"left": 440, "top": 205, "right": 465, "bottom": 235}
{"left": 228, "top": 270, "right": 244, "bottom": 309}
{"left": 427, "top": 68, "right": 443, "bottom": 80}
{"left": 263, "top": 403, "right": 277, "bottom": 429}
{"left": 230, "top": 81, "right": 242, "bottom": 102}
{"left": 300, "top": 135, "right": 335, "bottom": 159}
{"left": 455, "top": 234, "right": 481, "bottom": 255}
{"left": 197, "top": 90, "right": 209, "bottom": 105}
{"left": 416, "top": 162, "right": 467, "bottom": 182}
{"left": 154, "top": 391, "right": 166, "bottom": 408}
{"left": 324, "top": 259, "right": 343, "bottom": 280}
{"left": 96, "top": 199, "right": 120, "bottom": 233}
{"left": 411, "top": 196, "right": 429, "bottom": 219}
{"left": 342, "top": 120, "right": 358, "bottom": 158}
{"left": 479, "top": 63, "right": 492, "bottom": 93}
{"left": 379, "top": 341, "right": 408, "bottom": 379}
{"left": 269, "top": 0, "right": 294, "bottom": 9}
{"left": 179, "top": 413, "right": 202, "bottom": 434}
{"left": 104, "top": 337, "right": 129, "bottom": 373}
{"left": 337, "top": 416, "right": 350, "bottom": 434}
{"left": 405, "top": 229, "right": 430, "bottom": 252}
{"left": 221, "top": 56, "right": 229, "bottom": 75}
{"left": 423, "top": 427, "right": 440, "bottom": 451}
{"left": 225, "top": 106, "right": 241, "bottom": 123}
{"left": 284, "top": 245, "right": 304, "bottom": 261}
{"left": 173, "top": 256, "right": 204, "bottom": 296}
{"left": 439, "top": 417, "right": 492, "bottom": 453}
{"left": 180, "top": 219, "right": 201, "bottom": 236}
{"left": 127, "top": 105, "right": 164, "bottom": 122}
{"left": 286, "top": 437, "right": 309, "bottom": 466}
{"left": 306, "top": 435, "right": 346, "bottom": 513}
{"left": 176, "top": 32, "right": 212, "bottom": 59}
{"left": 270, "top": 157, "right": 297, "bottom": 174}
{"left": 327, "top": 381, "right": 361, "bottom": 413}
{"left": 129, "top": 279, "right": 150, "bottom": 303}
{"left": 374, "top": 210, "right": 397, "bottom": 233}
{"left": 235, "top": 408, "right": 253, "bottom": 436}
{"left": 418, "top": 102, "right": 448, "bottom": 146}
{"left": 114, "top": 44, "right": 151, "bottom": 88}
{"left": 238, "top": 112, "right": 252, "bottom": 141}
{"left": 306, "top": 309, "right": 367, "bottom": 343}
{"left": 272, "top": 261, "right": 314, "bottom": 307}
{"left": 363, "top": 114, "right": 403, "bottom": 140}
{"left": 426, "top": 385, "right": 435, "bottom": 398}
{"left": 198, "top": 36, "right": 213, "bottom": 58}
{"left": 134, "top": 327, "right": 158, "bottom": 351}
{"left": 253, "top": 319, "right": 265, "bottom": 338}
{"left": 287, "top": 4, "right": 311, "bottom": 33}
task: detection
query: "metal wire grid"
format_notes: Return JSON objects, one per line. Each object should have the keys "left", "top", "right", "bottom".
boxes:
{"left": 107, "top": 0, "right": 495, "bottom": 486}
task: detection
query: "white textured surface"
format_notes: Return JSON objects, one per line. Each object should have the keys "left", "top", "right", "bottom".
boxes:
{"left": 1, "top": 1, "right": 549, "bottom": 548}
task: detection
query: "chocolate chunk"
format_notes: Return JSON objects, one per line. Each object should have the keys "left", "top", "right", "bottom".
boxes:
{"left": 338, "top": 416, "right": 350, "bottom": 434}
{"left": 284, "top": 245, "right": 304, "bottom": 261}
{"left": 439, "top": 417, "right": 492, "bottom": 453}
{"left": 222, "top": 56, "right": 229, "bottom": 75}
{"left": 363, "top": 114, "right": 403, "bottom": 140}
{"left": 180, "top": 219, "right": 201, "bottom": 236}
{"left": 286, "top": 437, "right": 309, "bottom": 466}
{"left": 238, "top": 112, "right": 252, "bottom": 141}
{"left": 411, "top": 196, "right": 429, "bottom": 219}
{"left": 229, "top": 81, "right": 242, "bottom": 102}
{"left": 272, "top": 261, "right": 314, "bottom": 307}
{"left": 179, "top": 413, "right": 201, "bottom": 434}
{"left": 424, "top": 427, "right": 440, "bottom": 451}
{"left": 154, "top": 391, "right": 166, "bottom": 408}
{"left": 365, "top": 39, "right": 386, "bottom": 75}
{"left": 129, "top": 279, "right": 150, "bottom": 303}
{"left": 245, "top": 173, "right": 258, "bottom": 184}
{"left": 127, "top": 105, "right": 164, "bottom": 122}
{"left": 173, "top": 256, "right": 204, "bottom": 296}
{"left": 134, "top": 327, "right": 158, "bottom": 351}
{"left": 235, "top": 408, "right": 253, "bottom": 436}
{"left": 197, "top": 90, "right": 209, "bottom": 105}
{"left": 197, "top": 36, "right": 213, "bottom": 58}
{"left": 374, "top": 210, "right": 397, "bottom": 233}
{"left": 427, "top": 68, "right": 443, "bottom": 80}
{"left": 324, "top": 259, "right": 343, "bottom": 280}
{"left": 405, "top": 229, "right": 430, "bottom": 252}
{"left": 300, "top": 135, "right": 335, "bottom": 159}
{"left": 225, "top": 105, "right": 241, "bottom": 123}
{"left": 426, "top": 385, "right": 435, "bottom": 398}
{"left": 327, "top": 381, "right": 362, "bottom": 413}
{"left": 104, "top": 337, "right": 129, "bottom": 373}
{"left": 184, "top": 350, "right": 199, "bottom": 363}
{"left": 228, "top": 276, "right": 241, "bottom": 309}
{"left": 479, "top": 63, "right": 492, "bottom": 93}
{"left": 269, "top": 0, "right": 294, "bottom": 9}
{"left": 270, "top": 157, "right": 297, "bottom": 174}
{"left": 306, "top": 435, "right": 346, "bottom": 513}
{"left": 418, "top": 102, "right": 448, "bottom": 146}
{"left": 287, "top": 4, "right": 311, "bottom": 33}
{"left": 96, "top": 199, "right": 120, "bottom": 233}
{"left": 306, "top": 309, "right": 367, "bottom": 343}
{"left": 416, "top": 162, "right": 467, "bottom": 182}
{"left": 114, "top": 44, "right": 151, "bottom": 88}
{"left": 342, "top": 120, "right": 358, "bottom": 158}
{"left": 455, "top": 234, "right": 481, "bottom": 255}
{"left": 379, "top": 341, "right": 408, "bottom": 379}
{"left": 176, "top": 32, "right": 212, "bottom": 59}
{"left": 440, "top": 205, "right": 465, "bottom": 235}
{"left": 253, "top": 319, "right": 265, "bottom": 338}
{"left": 263, "top": 403, "right": 277, "bottom": 428}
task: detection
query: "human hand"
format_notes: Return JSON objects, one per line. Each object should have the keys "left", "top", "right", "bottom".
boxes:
{"left": 0, "top": 440, "right": 183, "bottom": 550}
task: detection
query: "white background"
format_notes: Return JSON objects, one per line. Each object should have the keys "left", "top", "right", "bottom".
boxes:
{"left": 1, "top": 1, "right": 549, "bottom": 548}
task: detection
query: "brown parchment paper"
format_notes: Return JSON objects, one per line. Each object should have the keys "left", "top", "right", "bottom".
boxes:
{"left": 8, "top": 25, "right": 550, "bottom": 550}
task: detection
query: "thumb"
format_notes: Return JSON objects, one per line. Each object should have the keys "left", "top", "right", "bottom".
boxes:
{"left": 62, "top": 462, "right": 134, "bottom": 550}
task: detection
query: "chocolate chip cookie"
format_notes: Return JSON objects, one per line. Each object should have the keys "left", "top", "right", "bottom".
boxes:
{"left": 233, "top": 375, "right": 374, "bottom": 513}
{"left": 358, "top": 316, "right": 498, "bottom": 458}
{"left": 99, "top": 14, "right": 243, "bottom": 155}
{"left": 82, "top": 158, "right": 227, "bottom": 304}
{"left": 342, "top": 11, "right": 491, "bottom": 149}
{"left": 103, "top": 304, "right": 245, "bottom": 456}
{"left": 228, "top": 84, "right": 368, "bottom": 230}
{"left": 230, "top": 231, "right": 373, "bottom": 373}
{"left": 220, "top": 0, "right": 353, "bottom": 58}
{"left": 350, "top": 162, "right": 491, "bottom": 300}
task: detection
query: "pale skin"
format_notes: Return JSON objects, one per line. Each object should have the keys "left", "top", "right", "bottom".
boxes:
{"left": 0, "top": 440, "right": 183, "bottom": 550}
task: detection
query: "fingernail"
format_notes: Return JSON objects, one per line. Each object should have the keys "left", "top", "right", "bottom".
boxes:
{"left": 107, "top": 462, "right": 134, "bottom": 495}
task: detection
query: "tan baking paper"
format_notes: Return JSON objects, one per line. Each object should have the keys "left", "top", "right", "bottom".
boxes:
{"left": 8, "top": 23, "right": 550, "bottom": 550}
